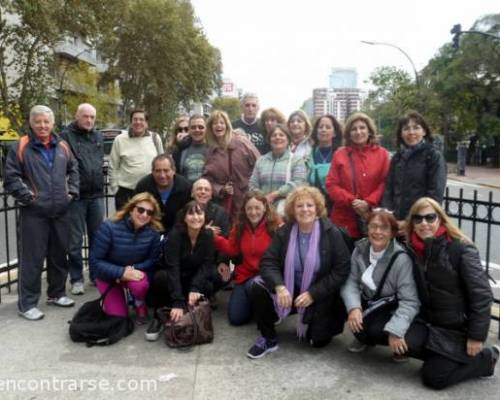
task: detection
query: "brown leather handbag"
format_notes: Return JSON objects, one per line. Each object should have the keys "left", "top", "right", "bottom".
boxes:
{"left": 158, "top": 299, "right": 214, "bottom": 348}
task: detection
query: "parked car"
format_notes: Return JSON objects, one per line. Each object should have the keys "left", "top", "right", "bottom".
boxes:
{"left": 100, "top": 128, "right": 127, "bottom": 174}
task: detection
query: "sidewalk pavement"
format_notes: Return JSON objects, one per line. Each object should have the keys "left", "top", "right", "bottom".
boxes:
{"left": 0, "top": 283, "right": 499, "bottom": 400}
{"left": 447, "top": 163, "right": 500, "bottom": 189}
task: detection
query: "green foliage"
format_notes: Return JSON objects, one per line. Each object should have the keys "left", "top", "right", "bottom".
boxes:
{"left": 211, "top": 97, "right": 240, "bottom": 121}
{"left": 100, "top": 0, "right": 222, "bottom": 132}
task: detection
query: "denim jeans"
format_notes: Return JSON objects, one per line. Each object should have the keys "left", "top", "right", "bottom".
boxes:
{"left": 227, "top": 279, "right": 255, "bottom": 326}
{"left": 67, "top": 197, "right": 104, "bottom": 283}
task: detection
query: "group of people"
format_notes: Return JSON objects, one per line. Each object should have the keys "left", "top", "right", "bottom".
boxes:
{"left": 3, "top": 94, "right": 498, "bottom": 390}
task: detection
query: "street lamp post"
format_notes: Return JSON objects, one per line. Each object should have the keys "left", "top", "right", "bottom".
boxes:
{"left": 361, "top": 40, "right": 420, "bottom": 88}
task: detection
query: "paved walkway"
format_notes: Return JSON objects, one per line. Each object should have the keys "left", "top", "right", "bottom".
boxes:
{"left": 0, "top": 283, "right": 499, "bottom": 400}
{"left": 447, "top": 163, "right": 500, "bottom": 189}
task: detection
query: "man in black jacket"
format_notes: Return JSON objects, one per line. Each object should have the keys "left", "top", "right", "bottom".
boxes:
{"left": 5, "top": 105, "right": 79, "bottom": 320}
{"left": 135, "top": 153, "right": 191, "bottom": 233}
{"left": 61, "top": 103, "right": 104, "bottom": 294}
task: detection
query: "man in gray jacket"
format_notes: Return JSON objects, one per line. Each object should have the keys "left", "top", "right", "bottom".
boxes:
{"left": 5, "top": 105, "right": 79, "bottom": 320}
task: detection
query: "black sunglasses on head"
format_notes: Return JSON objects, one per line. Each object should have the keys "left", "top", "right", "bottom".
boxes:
{"left": 412, "top": 213, "right": 438, "bottom": 224}
{"left": 135, "top": 206, "right": 154, "bottom": 216}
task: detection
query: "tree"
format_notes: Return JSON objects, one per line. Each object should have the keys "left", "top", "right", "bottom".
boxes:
{"left": 100, "top": 0, "right": 222, "bottom": 132}
{"left": 211, "top": 97, "right": 240, "bottom": 121}
{"left": 0, "top": 0, "right": 126, "bottom": 131}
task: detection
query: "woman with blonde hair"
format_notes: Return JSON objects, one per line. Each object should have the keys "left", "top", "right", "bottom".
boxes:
{"left": 90, "top": 192, "right": 162, "bottom": 323}
{"left": 405, "top": 197, "right": 497, "bottom": 389}
{"left": 247, "top": 186, "right": 351, "bottom": 358}
{"left": 326, "top": 112, "right": 390, "bottom": 240}
{"left": 287, "top": 110, "right": 313, "bottom": 162}
{"left": 202, "top": 110, "right": 260, "bottom": 219}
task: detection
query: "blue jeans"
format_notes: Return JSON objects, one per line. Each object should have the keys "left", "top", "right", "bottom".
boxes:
{"left": 67, "top": 197, "right": 104, "bottom": 283}
{"left": 227, "top": 279, "right": 254, "bottom": 326}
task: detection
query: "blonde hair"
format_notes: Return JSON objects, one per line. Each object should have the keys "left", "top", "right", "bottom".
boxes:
{"left": 206, "top": 110, "right": 233, "bottom": 148}
{"left": 112, "top": 192, "right": 164, "bottom": 232}
{"left": 168, "top": 115, "right": 190, "bottom": 148}
{"left": 284, "top": 186, "right": 327, "bottom": 223}
{"left": 343, "top": 112, "right": 378, "bottom": 146}
{"left": 405, "top": 197, "right": 469, "bottom": 243}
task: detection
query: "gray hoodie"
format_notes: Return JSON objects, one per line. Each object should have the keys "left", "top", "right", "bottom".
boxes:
{"left": 340, "top": 238, "right": 420, "bottom": 338}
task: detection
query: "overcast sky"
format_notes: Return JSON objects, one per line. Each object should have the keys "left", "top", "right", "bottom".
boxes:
{"left": 190, "top": 0, "right": 499, "bottom": 115}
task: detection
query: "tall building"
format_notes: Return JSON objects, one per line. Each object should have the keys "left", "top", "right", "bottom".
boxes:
{"left": 329, "top": 68, "right": 358, "bottom": 89}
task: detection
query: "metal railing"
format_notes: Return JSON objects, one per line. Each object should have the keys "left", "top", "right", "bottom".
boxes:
{"left": 1, "top": 184, "right": 499, "bottom": 336}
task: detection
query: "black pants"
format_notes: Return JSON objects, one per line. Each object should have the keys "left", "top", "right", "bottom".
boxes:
{"left": 252, "top": 283, "right": 337, "bottom": 347}
{"left": 355, "top": 306, "right": 427, "bottom": 359}
{"left": 146, "top": 269, "right": 225, "bottom": 312}
{"left": 115, "top": 187, "right": 134, "bottom": 211}
{"left": 18, "top": 209, "right": 71, "bottom": 311}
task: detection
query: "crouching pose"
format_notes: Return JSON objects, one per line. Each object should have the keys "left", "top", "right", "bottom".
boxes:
{"left": 247, "top": 186, "right": 351, "bottom": 359}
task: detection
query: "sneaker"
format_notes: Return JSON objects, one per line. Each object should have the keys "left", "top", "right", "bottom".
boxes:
{"left": 274, "top": 317, "right": 282, "bottom": 326}
{"left": 71, "top": 282, "right": 85, "bottom": 295}
{"left": 145, "top": 318, "right": 163, "bottom": 341}
{"left": 135, "top": 304, "right": 148, "bottom": 325}
{"left": 18, "top": 307, "right": 44, "bottom": 321}
{"left": 392, "top": 353, "right": 410, "bottom": 363}
{"left": 347, "top": 338, "right": 367, "bottom": 353}
{"left": 247, "top": 336, "right": 279, "bottom": 359}
{"left": 481, "top": 345, "right": 500, "bottom": 379}
{"left": 47, "top": 296, "right": 75, "bottom": 307}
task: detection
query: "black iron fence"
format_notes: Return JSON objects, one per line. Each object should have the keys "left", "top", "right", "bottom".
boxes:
{"left": 1, "top": 184, "right": 499, "bottom": 336}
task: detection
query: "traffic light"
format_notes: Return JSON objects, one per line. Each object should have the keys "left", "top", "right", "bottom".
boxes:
{"left": 451, "top": 24, "right": 462, "bottom": 50}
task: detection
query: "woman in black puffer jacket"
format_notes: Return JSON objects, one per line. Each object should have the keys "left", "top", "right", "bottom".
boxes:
{"left": 406, "top": 197, "right": 497, "bottom": 389}
{"left": 382, "top": 112, "right": 446, "bottom": 235}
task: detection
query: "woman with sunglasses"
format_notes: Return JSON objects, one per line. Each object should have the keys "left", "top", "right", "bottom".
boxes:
{"left": 167, "top": 115, "right": 190, "bottom": 152}
{"left": 382, "top": 112, "right": 446, "bottom": 235}
{"left": 145, "top": 201, "right": 221, "bottom": 341}
{"left": 406, "top": 197, "right": 497, "bottom": 389}
{"left": 341, "top": 209, "right": 420, "bottom": 361}
{"left": 90, "top": 192, "right": 163, "bottom": 323}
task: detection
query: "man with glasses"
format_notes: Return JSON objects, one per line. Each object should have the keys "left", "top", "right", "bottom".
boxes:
{"left": 135, "top": 153, "right": 191, "bottom": 233}
{"left": 109, "top": 109, "right": 164, "bottom": 210}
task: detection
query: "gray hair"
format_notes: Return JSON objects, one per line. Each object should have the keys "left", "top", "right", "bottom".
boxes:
{"left": 76, "top": 103, "right": 96, "bottom": 116}
{"left": 240, "top": 92, "right": 259, "bottom": 105}
{"left": 30, "top": 105, "right": 54, "bottom": 123}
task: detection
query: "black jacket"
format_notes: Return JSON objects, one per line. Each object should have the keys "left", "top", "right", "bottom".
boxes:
{"left": 60, "top": 121, "right": 104, "bottom": 198}
{"left": 135, "top": 173, "right": 192, "bottom": 233}
{"left": 4, "top": 130, "right": 79, "bottom": 218}
{"left": 382, "top": 143, "right": 446, "bottom": 220}
{"left": 260, "top": 218, "right": 351, "bottom": 339}
{"left": 411, "top": 237, "right": 493, "bottom": 342}
{"left": 164, "top": 227, "right": 216, "bottom": 308}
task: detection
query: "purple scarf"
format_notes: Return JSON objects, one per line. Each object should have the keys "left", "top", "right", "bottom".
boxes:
{"left": 281, "top": 220, "right": 321, "bottom": 338}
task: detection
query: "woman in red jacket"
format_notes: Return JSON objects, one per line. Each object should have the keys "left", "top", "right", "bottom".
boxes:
{"left": 208, "top": 191, "right": 281, "bottom": 325}
{"left": 325, "top": 112, "right": 390, "bottom": 239}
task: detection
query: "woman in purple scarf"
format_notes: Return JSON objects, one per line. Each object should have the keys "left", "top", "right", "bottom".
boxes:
{"left": 247, "top": 186, "right": 351, "bottom": 359}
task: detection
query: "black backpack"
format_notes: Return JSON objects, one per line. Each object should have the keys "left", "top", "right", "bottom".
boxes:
{"left": 69, "top": 285, "right": 135, "bottom": 347}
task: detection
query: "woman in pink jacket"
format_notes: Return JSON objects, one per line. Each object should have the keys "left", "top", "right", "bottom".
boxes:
{"left": 202, "top": 110, "right": 260, "bottom": 220}
{"left": 325, "top": 112, "right": 390, "bottom": 239}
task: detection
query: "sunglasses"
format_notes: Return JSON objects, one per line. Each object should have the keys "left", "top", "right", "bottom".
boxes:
{"left": 176, "top": 126, "right": 189, "bottom": 133}
{"left": 412, "top": 213, "right": 438, "bottom": 224}
{"left": 135, "top": 206, "right": 154, "bottom": 216}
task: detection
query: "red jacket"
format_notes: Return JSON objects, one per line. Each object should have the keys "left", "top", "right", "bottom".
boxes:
{"left": 213, "top": 220, "right": 273, "bottom": 284}
{"left": 325, "top": 145, "right": 389, "bottom": 238}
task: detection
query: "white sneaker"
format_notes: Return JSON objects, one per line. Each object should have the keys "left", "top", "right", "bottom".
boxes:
{"left": 71, "top": 282, "right": 85, "bottom": 295}
{"left": 18, "top": 307, "right": 45, "bottom": 321}
{"left": 47, "top": 296, "right": 75, "bottom": 307}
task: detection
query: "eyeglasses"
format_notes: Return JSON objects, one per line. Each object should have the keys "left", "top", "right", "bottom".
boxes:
{"left": 367, "top": 223, "right": 391, "bottom": 232}
{"left": 411, "top": 213, "right": 438, "bottom": 224}
{"left": 190, "top": 125, "right": 205, "bottom": 130}
{"left": 135, "top": 206, "right": 154, "bottom": 216}
{"left": 176, "top": 126, "right": 189, "bottom": 133}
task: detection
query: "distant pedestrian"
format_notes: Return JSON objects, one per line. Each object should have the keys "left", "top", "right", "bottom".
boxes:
{"left": 232, "top": 93, "right": 269, "bottom": 154}
{"left": 109, "top": 109, "right": 164, "bottom": 210}
{"left": 5, "top": 105, "right": 79, "bottom": 320}
{"left": 61, "top": 103, "right": 104, "bottom": 294}
{"left": 381, "top": 111, "right": 446, "bottom": 235}
{"left": 326, "top": 112, "right": 390, "bottom": 240}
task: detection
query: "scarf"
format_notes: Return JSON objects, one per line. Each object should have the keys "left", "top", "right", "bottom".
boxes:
{"left": 279, "top": 220, "right": 321, "bottom": 339}
{"left": 410, "top": 225, "right": 448, "bottom": 258}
